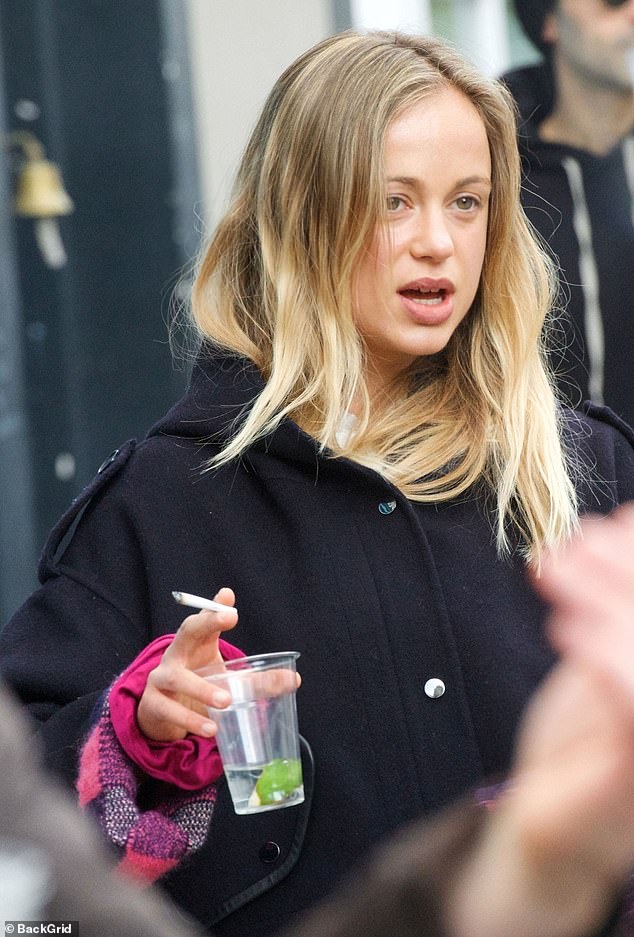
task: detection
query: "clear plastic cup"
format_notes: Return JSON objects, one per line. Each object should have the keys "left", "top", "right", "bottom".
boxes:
{"left": 199, "top": 651, "right": 303, "bottom": 815}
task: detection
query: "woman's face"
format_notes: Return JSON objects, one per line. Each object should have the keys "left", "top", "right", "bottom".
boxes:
{"left": 353, "top": 86, "right": 491, "bottom": 393}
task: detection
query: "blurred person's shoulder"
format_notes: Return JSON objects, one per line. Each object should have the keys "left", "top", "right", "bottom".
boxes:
{"left": 561, "top": 401, "right": 634, "bottom": 510}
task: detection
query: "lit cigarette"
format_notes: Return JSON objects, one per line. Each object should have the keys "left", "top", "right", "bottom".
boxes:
{"left": 172, "top": 590, "right": 233, "bottom": 614}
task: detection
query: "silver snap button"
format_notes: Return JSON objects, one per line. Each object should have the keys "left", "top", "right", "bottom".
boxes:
{"left": 378, "top": 500, "right": 396, "bottom": 515}
{"left": 424, "top": 678, "right": 445, "bottom": 699}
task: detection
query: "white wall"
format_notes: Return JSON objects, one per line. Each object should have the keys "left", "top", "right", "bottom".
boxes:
{"left": 185, "top": 0, "right": 333, "bottom": 234}
{"left": 448, "top": 0, "right": 510, "bottom": 76}
{"left": 350, "top": 0, "right": 432, "bottom": 33}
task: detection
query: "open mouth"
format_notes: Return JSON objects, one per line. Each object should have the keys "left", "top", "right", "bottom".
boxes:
{"left": 398, "top": 287, "right": 446, "bottom": 306}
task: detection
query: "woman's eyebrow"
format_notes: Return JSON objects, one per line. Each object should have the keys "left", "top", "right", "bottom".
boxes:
{"left": 387, "top": 175, "right": 418, "bottom": 186}
{"left": 457, "top": 174, "right": 492, "bottom": 189}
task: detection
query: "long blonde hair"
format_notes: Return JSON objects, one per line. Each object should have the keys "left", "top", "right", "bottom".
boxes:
{"left": 190, "top": 30, "right": 579, "bottom": 562}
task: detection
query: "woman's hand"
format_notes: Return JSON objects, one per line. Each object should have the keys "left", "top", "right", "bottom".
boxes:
{"left": 137, "top": 587, "right": 238, "bottom": 742}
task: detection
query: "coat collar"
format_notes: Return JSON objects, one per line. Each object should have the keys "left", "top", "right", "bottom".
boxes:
{"left": 147, "top": 349, "right": 324, "bottom": 470}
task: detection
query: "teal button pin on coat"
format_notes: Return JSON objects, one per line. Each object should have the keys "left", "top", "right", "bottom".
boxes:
{"left": 378, "top": 501, "right": 396, "bottom": 515}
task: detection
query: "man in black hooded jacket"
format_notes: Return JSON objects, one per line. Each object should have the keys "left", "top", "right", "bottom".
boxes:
{"left": 503, "top": 0, "right": 634, "bottom": 427}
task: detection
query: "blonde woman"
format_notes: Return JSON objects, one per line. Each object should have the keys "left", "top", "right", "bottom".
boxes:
{"left": 2, "top": 30, "right": 634, "bottom": 937}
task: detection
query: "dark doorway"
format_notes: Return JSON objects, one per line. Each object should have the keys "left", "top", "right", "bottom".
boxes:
{"left": 0, "top": 0, "right": 200, "bottom": 620}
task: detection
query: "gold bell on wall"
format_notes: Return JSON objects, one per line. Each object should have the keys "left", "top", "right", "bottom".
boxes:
{"left": 13, "top": 155, "right": 74, "bottom": 218}
{"left": 4, "top": 130, "right": 74, "bottom": 218}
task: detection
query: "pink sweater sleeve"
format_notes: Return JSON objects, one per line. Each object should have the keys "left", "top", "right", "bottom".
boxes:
{"left": 108, "top": 634, "right": 246, "bottom": 790}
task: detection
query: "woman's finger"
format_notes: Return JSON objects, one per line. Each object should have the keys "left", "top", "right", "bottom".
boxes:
{"left": 166, "top": 592, "right": 238, "bottom": 666}
{"left": 147, "top": 662, "right": 231, "bottom": 709}
{"left": 138, "top": 688, "right": 221, "bottom": 740}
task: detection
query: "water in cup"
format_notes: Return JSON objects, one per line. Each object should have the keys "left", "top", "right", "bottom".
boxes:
{"left": 201, "top": 651, "right": 304, "bottom": 815}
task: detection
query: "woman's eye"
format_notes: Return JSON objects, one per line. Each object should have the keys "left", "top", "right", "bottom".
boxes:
{"left": 387, "top": 195, "right": 405, "bottom": 212}
{"left": 455, "top": 195, "right": 479, "bottom": 211}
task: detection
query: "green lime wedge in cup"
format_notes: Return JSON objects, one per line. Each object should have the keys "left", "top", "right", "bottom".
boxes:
{"left": 255, "top": 758, "right": 302, "bottom": 805}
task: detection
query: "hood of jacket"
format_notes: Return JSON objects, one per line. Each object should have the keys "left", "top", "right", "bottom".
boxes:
{"left": 500, "top": 62, "right": 586, "bottom": 166}
{"left": 502, "top": 61, "right": 554, "bottom": 133}
{"left": 149, "top": 348, "right": 263, "bottom": 439}
{"left": 146, "top": 347, "right": 327, "bottom": 471}
{"left": 501, "top": 61, "right": 616, "bottom": 169}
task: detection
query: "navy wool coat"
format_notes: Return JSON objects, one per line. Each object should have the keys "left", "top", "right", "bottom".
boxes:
{"left": 2, "top": 352, "right": 634, "bottom": 937}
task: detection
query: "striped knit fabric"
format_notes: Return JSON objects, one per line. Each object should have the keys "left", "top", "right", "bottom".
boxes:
{"left": 77, "top": 693, "right": 217, "bottom": 883}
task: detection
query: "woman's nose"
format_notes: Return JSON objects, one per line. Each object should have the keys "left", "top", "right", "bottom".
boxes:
{"left": 409, "top": 209, "right": 453, "bottom": 261}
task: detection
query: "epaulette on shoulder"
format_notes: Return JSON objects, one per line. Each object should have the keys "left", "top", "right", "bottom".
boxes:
{"left": 39, "top": 439, "right": 136, "bottom": 579}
